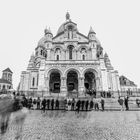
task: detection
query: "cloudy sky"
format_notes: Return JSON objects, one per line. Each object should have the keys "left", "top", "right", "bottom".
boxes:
{"left": 0, "top": 0, "right": 140, "bottom": 89}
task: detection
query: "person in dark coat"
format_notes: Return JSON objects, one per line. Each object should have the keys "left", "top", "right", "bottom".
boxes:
{"left": 28, "top": 97, "right": 32, "bottom": 110}
{"left": 76, "top": 99, "right": 81, "bottom": 113}
{"left": 46, "top": 99, "right": 50, "bottom": 110}
{"left": 41, "top": 98, "right": 46, "bottom": 113}
{"left": 37, "top": 97, "right": 41, "bottom": 110}
{"left": 89, "top": 100, "right": 94, "bottom": 110}
{"left": 85, "top": 100, "right": 89, "bottom": 111}
{"left": 55, "top": 99, "right": 59, "bottom": 110}
{"left": 51, "top": 99, "right": 54, "bottom": 110}
{"left": 100, "top": 97, "right": 105, "bottom": 111}
{"left": 71, "top": 98, "right": 75, "bottom": 111}
{"left": 124, "top": 96, "right": 129, "bottom": 111}
{"left": 81, "top": 100, "right": 85, "bottom": 111}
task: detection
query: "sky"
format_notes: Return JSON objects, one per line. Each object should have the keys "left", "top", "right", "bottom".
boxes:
{"left": 0, "top": 0, "right": 140, "bottom": 89}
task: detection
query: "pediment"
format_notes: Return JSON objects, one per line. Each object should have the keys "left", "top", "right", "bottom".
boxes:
{"left": 53, "top": 32, "right": 89, "bottom": 43}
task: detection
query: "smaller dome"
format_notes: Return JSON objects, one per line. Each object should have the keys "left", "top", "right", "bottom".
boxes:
{"left": 44, "top": 27, "right": 52, "bottom": 35}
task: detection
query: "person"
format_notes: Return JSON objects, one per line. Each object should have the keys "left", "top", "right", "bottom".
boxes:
{"left": 85, "top": 100, "right": 89, "bottom": 111}
{"left": 124, "top": 96, "right": 129, "bottom": 111}
{"left": 28, "top": 97, "right": 32, "bottom": 110}
{"left": 64, "top": 98, "right": 67, "bottom": 111}
{"left": 51, "top": 99, "right": 54, "bottom": 110}
{"left": 100, "top": 97, "right": 105, "bottom": 111}
{"left": 67, "top": 99, "right": 71, "bottom": 111}
{"left": 0, "top": 93, "right": 14, "bottom": 135}
{"left": 33, "top": 98, "right": 37, "bottom": 110}
{"left": 76, "top": 99, "right": 81, "bottom": 113}
{"left": 118, "top": 96, "right": 124, "bottom": 111}
{"left": 37, "top": 97, "right": 41, "bottom": 110}
{"left": 81, "top": 100, "right": 85, "bottom": 111}
{"left": 89, "top": 99, "right": 94, "bottom": 111}
{"left": 46, "top": 99, "right": 50, "bottom": 110}
{"left": 71, "top": 98, "right": 75, "bottom": 111}
{"left": 55, "top": 99, "right": 59, "bottom": 110}
{"left": 41, "top": 98, "right": 46, "bottom": 113}
{"left": 94, "top": 98, "right": 99, "bottom": 111}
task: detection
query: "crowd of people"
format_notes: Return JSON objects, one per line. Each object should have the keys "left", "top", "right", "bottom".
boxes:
{"left": 19, "top": 96, "right": 105, "bottom": 113}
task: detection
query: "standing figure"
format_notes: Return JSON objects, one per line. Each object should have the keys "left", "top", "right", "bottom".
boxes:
{"left": 89, "top": 99, "right": 94, "bottom": 110}
{"left": 41, "top": 98, "right": 46, "bottom": 113}
{"left": 118, "top": 96, "right": 124, "bottom": 111}
{"left": 55, "top": 99, "right": 59, "bottom": 110}
{"left": 85, "top": 100, "right": 89, "bottom": 111}
{"left": 46, "top": 99, "right": 50, "bottom": 110}
{"left": 100, "top": 97, "right": 105, "bottom": 111}
{"left": 71, "top": 98, "right": 75, "bottom": 111}
{"left": 81, "top": 100, "right": 85, "bottom": 111}
{"left": 76, "top": 99, "right": 81, "bottom": 113}
{"left": 94, "top": 98, "right": 99, "bottom": 111}
{"left": 124, "top": 96, "right": 129, "bottom": 111}
{"left": 33, "top": 98, "right": 37, "bottom": 110}
{"left": 51, "top": 99, "right": 54, "bottom": 110}
{"left": 37, "top": 97, "right": 41, "bottom": 110}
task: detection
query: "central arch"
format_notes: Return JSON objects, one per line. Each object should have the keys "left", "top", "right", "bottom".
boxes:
{"left": 67, "top": 70, "right": 78, "bottom": 92}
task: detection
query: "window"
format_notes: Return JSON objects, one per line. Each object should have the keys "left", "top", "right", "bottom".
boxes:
{"left": 57, "top": 55, "right": 59, "bottom": 60}
{"left": 82, "top": 55, "right": 85, "bottom": 60}
{"left": 68, "top": 46, "right": 73, "bottom": 60}
{"left": 32, "top": 77, "right": 35, "bottom": 87}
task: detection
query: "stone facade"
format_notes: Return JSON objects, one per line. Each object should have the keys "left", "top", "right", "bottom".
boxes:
{"left": 19, "top": 13, "right": 120, "bottom": 97}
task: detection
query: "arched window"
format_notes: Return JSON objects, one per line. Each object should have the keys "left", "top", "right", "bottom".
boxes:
{"left": 82, "top": 55, "right": 85, "bottom": 60}
{"left": 57, "top": 55, "right": 59, "bottom": 60}
{"left": 68, "top": 45, "right": 73, "bottom": 60}
{"left": 32, "top": 77, "right": 35, "bottom": 87}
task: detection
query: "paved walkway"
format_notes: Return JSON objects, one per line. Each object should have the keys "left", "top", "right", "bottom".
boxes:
{"left": 2, "top": 110, "right": 140, "bottom": 140}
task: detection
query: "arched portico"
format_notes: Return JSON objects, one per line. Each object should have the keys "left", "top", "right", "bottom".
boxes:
{"left": 82, "top": 68, "right": 101, "bottom": 91}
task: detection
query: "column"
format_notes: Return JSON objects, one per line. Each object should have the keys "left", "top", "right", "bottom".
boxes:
{"left": 45, "top": 77, "right": 49, "bottom": 94}
{"left": 60, "top": 77, "right": 67, "bottom": 96}
{"left": 78, "top": 77, "right": 85, "bottom": 96}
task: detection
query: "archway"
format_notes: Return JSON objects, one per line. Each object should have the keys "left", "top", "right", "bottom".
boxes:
{"left": 49, "top": 71, "right": 61, "bottom": 93}
{"left": 67, "top": 71, "right": 78, "bottom": 92}
{"left": 84, "top": 71, "right": 96, "bottom": 90}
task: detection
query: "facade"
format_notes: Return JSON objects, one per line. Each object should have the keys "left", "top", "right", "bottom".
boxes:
{"left": 119, "top": 75, "right": 139, "bottom": 96}
{"left": 19, "top": 13, "right": 121, "bottom": 97}
{"left": 0, "top": 68, "right": 13, "bottom": 91}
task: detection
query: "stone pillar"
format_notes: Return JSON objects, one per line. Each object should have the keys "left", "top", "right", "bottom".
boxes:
{"left": 45, "top": 77, "right": 49, "bottom": 94}
{"left": 78, "top": 77, "right": 85, "bottom": 96}
{"left": 96, "top": 77, "right": 102, "bottom": 97}
{"left": 60, "top": 77, "right": 67, "bottom": 96}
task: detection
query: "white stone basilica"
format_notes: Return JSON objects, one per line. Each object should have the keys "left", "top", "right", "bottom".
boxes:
{"left": 19, "top": 13, "right": 121, "bottom": 97}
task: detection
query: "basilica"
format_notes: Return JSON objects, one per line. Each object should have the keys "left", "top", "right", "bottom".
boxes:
{"left": 19, "top": 13, "right": 121, "bottom": 97}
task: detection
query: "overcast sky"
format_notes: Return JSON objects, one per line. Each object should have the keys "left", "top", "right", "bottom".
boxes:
{"left": 0, "top": 0, "right": 140, "bottom": 89}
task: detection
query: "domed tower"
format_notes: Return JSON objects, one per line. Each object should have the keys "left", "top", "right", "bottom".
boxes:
{"left": 44, "top": 27, "right": 53, "bottom": 42}
{"left": 88, "top": 26, "right": 96, "bottom": 41}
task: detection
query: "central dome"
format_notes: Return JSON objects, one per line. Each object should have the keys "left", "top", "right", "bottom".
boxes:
{"left": 57, "top": 12, "right": 78, "bottom": 35}
{"left": 57, "top": 22, "right": 67, "bottom": 35}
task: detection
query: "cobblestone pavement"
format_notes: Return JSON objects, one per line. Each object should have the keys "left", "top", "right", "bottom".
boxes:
{"left": 1, "top": 110, "right": 140, "bottom": 140}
